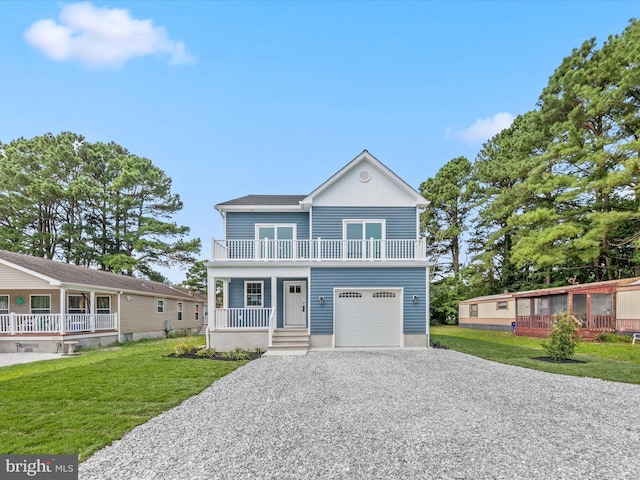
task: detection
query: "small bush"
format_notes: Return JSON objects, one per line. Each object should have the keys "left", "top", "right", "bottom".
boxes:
{"left": 195, "top": 348, "right": 216, "bottom": 358}
{"left": 542, "top": 312, "right": 581, "bottom": 361}
{"left": 596, "top": 333, "right": 618, "bottom": 343}
{"left": 173, "top": 342, "right": 194, "bottom": 356}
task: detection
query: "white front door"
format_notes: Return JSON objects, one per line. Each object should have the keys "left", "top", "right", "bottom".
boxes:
{"left": 284, "top": 281, "right": 307, "bottom": 327}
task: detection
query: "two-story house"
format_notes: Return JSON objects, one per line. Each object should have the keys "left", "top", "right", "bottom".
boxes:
{"left": 206, "top": 151, "right": 433, "bottom": 353}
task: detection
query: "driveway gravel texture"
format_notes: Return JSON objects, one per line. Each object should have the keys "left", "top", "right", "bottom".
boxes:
{"left": 80, "top": 350, "right": 640, "bottom": 480}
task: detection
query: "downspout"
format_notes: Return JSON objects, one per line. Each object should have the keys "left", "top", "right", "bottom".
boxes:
{"left": 117, "top": 291, "right": 123, "bottom": 343}
{"left": 426, "top": 266, "right": 431, "bottom": 347}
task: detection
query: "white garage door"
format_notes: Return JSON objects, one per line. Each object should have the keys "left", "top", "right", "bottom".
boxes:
{"left": 334, "top": 288, "right": 402, "bottom": 347}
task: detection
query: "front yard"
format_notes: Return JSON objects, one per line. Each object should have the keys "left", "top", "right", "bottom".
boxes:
{"left": 0, "top": 336, "right": 247, "bottom": 460}
{"left": 431, "top": 326, "right": 640, "bottom": 384}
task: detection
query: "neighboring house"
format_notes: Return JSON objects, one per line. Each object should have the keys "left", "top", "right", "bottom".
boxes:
{"left": 0, "top": 250, "right": 207, "bottom": 353}
{"left": 459, "top": 278, "right": 640, "bottom": 338}
{"left": 206, "top": 150, "right": 433, "bottom": 353}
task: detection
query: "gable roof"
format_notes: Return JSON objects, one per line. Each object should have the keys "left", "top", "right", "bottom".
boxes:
{"left": 301, "top": 150, "right": 429, "bottom": 208}
{"left": 0, "top": 250, "right": 206, "bottom": 301}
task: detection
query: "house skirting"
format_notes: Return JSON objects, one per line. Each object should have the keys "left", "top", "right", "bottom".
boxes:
{"left": 459, "top": 323, "right": 513, "bottom": 333}
{"left": 0, "top": 332, "right": 119, "bottom": 353}
{"left": 310, "top": 333, "right": 427, "bottom": 349}
{"left": 209, "top": 330, "right": 269, "bottom": 352}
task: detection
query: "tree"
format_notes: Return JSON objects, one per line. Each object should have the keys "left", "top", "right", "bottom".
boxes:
{"left": 419, "top": 156, "right": 474, "bottom": 275}
{"left": 180, "top": 260, "right": 208, "bottom": 295}
{"left": 0, "top": 132, "right": 201, "bottom": 280}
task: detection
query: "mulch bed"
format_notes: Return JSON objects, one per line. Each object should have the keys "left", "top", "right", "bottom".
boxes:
{"left": 533, "top": 356, "right": 586, "bottom": 364}
{"left": 168, "top": 351, "right": 263, "bottom": 362}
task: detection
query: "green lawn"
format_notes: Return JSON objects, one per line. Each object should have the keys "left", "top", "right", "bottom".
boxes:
{"left": 430, "top": 326, "right": 640, "bottom": 384}
{"left": 0, "top": 337, "right": 247, "bottom": 460}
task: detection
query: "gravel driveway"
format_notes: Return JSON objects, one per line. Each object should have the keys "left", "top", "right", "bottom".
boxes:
{"left": 80, "top": 350, "right": 640, "bottom": 480}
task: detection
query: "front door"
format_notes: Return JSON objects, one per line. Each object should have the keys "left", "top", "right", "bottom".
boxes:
{"left": 284, "top": 281, "right": 307, "bottom": 327}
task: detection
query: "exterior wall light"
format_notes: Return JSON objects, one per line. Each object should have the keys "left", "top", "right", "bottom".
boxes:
{"left": 413, "top": 295, "right": 419, "bottom": 303}
{"left": 319, "top": 296, "right": 325, "bottom": 304}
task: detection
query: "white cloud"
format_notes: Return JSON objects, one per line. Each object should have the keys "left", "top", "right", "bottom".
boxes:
{"left": 448, "top": 112, "right": 515, "bottom": 143}
{"left": 24, "top": 2, "right": 196, "bottom": 67}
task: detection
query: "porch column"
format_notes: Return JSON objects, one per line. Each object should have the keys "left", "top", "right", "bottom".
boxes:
{"left": 90, "top": 291, "right": 96, "bottom": 332}
{"left": 426, "top": 266, "right": 431, "bottom": 347}
{"left": 209, "top": 276, "right": 216, "bottom": 332}
{"left": 60, "top": 288, "right": 66, "bottom": 334}
{"left": 271, "top": 277, "right": 277, "bottom": 325}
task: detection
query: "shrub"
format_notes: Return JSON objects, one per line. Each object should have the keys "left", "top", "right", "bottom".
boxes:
{"left": 195, "top": 348, "right": 216, "bottom": 358}
{"left": 542, "top": 311, "right": 581, "bottom": 361}
{"left": 173, "top": 342, "right": 194, "bottom": 356}
{"left": 596, "top": 333, "right": 618, "bottom": 343}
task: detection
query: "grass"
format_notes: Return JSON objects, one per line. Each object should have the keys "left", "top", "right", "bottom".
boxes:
{"left": 430, "top": 326, "right": 640, "bottom": 385}
{"left": 0, "top": 336, "right": 247, "bottom": 460}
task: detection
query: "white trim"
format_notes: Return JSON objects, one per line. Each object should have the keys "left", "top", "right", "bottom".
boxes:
{"left": 301, "top": 151, "right": 428, "bottom": 208}
{"left": 342, "top": 219, "right": 386, "bottom": 260}
{"left": 244, "top": 281, "right": 264, "bottom": 308}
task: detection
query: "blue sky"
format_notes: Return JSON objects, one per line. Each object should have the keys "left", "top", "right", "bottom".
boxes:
{"left": 1, "top": 1, "right": 638, "bottom": 282}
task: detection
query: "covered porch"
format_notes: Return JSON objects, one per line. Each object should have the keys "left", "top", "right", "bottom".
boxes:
{"left": 207, "top": 266, "right": 310, "bottom": 352}
{"left": 514, "top": 284, "right": 615, "bottom": 339}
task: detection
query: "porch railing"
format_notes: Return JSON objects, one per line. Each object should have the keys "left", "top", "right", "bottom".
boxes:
{"left": 0, "top": 313, "right": 118, "bottom": 335}
{"left": 211, "top": 238, "right": 427, "bottom": 262}
{"left": 515, "top": 314, "right": 615, "bottom": 334}
{"left": 212, "top": 308, "right": 273, "bottom": 329}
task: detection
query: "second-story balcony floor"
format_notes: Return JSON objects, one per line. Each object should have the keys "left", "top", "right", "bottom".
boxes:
{"left": 211, "top": 238, "right": 428, "bottom": 263}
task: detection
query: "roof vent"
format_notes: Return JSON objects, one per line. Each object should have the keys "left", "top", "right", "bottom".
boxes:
{"left": 359, "top": 170, "right": 371, "bottom": 182}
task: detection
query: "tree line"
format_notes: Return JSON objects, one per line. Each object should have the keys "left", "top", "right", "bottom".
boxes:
{"left": 422, "top": 19, "right": 640, "bottom": 323}
{"left": 0, "top": 132, "right": 200, "bottom": 282}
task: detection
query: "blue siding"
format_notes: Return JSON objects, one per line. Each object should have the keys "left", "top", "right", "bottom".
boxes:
{"left": 311, "top": 207, "right": 416, "bottom": 239}
{"left": 310, "top": 267, "right": 427, "bottom": 335}
{"left": 228, "top": 278, "right": 273, "bottom": 309}
{"left": 228, "top": 277, "right": 307, "bottom": 328}
{"left": 226, "top": 212, "right": 310, "bottom": 239}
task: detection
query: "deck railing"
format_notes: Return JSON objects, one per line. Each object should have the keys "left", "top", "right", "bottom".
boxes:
{"left": 211, "top": 308, "right": 273, "bottom": 330}
{"left": 515, "top": 314, "right": 615, "bottom": 336}
{"left": 211, "top": 238, "right": 427, "bottom": 262}
{"left": 0, "top": 313, "right": 118, "bottom": 335}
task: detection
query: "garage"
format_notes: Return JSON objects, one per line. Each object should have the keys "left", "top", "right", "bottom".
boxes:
{"left": 334, "top": 288, "right": 402, "bottom": 347}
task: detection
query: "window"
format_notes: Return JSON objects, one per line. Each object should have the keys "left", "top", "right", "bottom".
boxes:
{"left": 343, "top": 220, "right": 385, "bottom": 258}
{"left": 470, "top": 304, "right": 478, "bottom": 317}
{"left": 338, "top": 292, "right": 362, "bottom": 298}
{"left": 177, "top": 302, "right": 183, "bottom": 321}
{"left": 30, "top": 295, "right": 51, "bottom": 314}
{"left": 256, "top": 224, "right": 296, "bottom": 259}
{"left": 97, "top": 296, "right": 111, "bottom": 314}
{"left": 245, "top": 281, "right": 263, "bottom": 307}
{"left": 68, "top": 295, "right": 87, "bottom": 314}
{"left": 157, "top": 299, "right": 164, "bottom": 313}
{"left": 497, "top": 301, "right": 508, "bottom": 310}
{"left": 0, "top": 295, "right": 8, "bottom": 314}
{"left": 195, "top": 304, "right": 200, "bottom": 321}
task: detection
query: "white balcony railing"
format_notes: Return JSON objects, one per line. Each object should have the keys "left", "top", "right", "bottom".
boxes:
{"left": 212, "top": 308, "right": 273, "bottom": 330}
{"left": 0, "top": 313, "right": 118, "bottom": 335}
{"left": 211, "top": 238, "right": 427, "bottom": 262}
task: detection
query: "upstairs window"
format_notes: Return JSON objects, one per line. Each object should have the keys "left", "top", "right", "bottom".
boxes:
{"left": 344, "top": 220, "right": 385, "bottom": 258}
{"left": 157, "top": 299, "right": 164, "bottom": 313}
{"left": 256, "top": 224, "right": 296, "bottom": 259}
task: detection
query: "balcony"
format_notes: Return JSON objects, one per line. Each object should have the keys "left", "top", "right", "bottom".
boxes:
{"left": 211, "top": 238, "right": 427, "bottom": 262}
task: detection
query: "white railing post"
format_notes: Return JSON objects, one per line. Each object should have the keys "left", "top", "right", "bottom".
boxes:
{"left": 268, "top": 308, "right": 275, "bottom": 347}
{"left": 60, "top": 313, "right": 65, "bottom": 334}
{"left": 10, "top": 312, "right": 16, "bottom": 335}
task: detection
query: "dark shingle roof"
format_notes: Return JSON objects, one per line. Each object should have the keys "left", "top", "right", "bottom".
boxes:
{"left": 216, "top": 194, "right": 307, "bottom": 207}
{"left": 0, "top": 250, "right": 206, "bottom": 301}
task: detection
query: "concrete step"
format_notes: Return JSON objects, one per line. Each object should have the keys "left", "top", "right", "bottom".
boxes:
{"left": 268, "top": 329, "right": 309, "bottom": 355}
